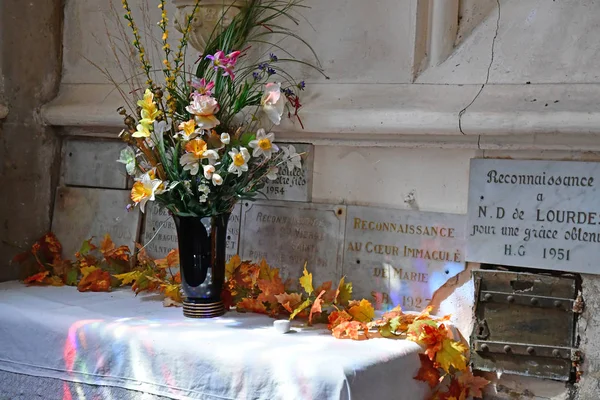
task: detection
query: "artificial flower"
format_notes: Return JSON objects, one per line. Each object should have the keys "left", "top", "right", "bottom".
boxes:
{"left": 117, "top": 147, "right": 136, "bottom": 176}
{"left": 198, "top": 183, "right": 211, "bottom": 203}
{"left": 180, "top": 139, "right": 219, "bottom": 175}
{"left": 132, "top": 119, "right": 152, "bottom": 138}
{"left": 186, "top": 94, "right": 220, "bottom": 130}
{"left": 205, "top": 50, "right": 240, "bottom": 80}
{"left": 220, "top": 132, "right": 230, "bottom": 145}
{"left": 137, "top": 89, "right": 160, "bottom": 121}
{"left": 203, "top": 164, "right": 215, "bottom": 179}
{"left": 150, "top": 120, "right": 169, "bottom": 147}
{"left": 227, "top": 147, "right": 251, "bottom": 177}
{"left": 130, "top": 171, "right": 164, "bottom": 212}
{"left": 283, "top": 145, "right": 302, "bottom": 170}
{"left": 249, "top": 129, "right": 279, "bottom": 159}
{"left": 266, "top": 166, "right": 279, "bottom": 181}
{"left": 212, "top": 173, "right": 223, "bottom": 186}
{"left": 261, "top": 82, "right": 285, "bottom": 125}
{"left": 176, "top": 119, "right": 199, "bottom": 141}
{"left": 191, "top": 77, "right": 215, "bottom": 96}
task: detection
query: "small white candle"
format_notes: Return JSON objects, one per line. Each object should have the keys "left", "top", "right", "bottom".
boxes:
{"left": 273, "top": 319, "right": 291, "bottom": 334}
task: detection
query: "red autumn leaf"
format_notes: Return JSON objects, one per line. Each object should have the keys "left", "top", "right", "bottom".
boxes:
{"left": 24, "top": 271, "right": 50, "bottom": 285}
{"left": 314, "top": 281, "right": 336, "bottom": 303}
{"left": 221, "top": 287, "right": 235, "bottom": 310}
{"left": 77, "top": 269, "right": 111, "bottom": 292}
{"left": 436, "top": 377, "right": 468, "bottom": 400}
{"left": 309, "top": 290, "right": 326, "bottom": 325}
{"left": 418, "top": 323, "right": 449, "bottom": 362}
{"left": 327, "top": 310, "right": 353, "bottom": 330}
{"left": 414, "top": 354, "right": 441, "bottom": 388}
{"left": 458, "top": 370, "right": 489, "bottom": 399}
{"left": 173, "top": 271, "right": 181, "bottom": 284}
{"left": 43, "top": 232, "right": 62, "bottom": 259}
{"left": 332, "top": 321, "right": 369, "bottom": 340}
{"left": 274, "top": 292, "right": 302, "bottom": 313}
{"left": 100, "top": 234, "right": 130, "bottom": 262}
{"left": 236, "top": 298, "right": 268, "bottom": 314}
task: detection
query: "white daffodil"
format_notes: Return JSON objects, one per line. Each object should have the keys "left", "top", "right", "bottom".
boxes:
{"left": 266, "top": 166, "right": 279, "bottom": 181}
{"left": 212, "top": 173, "right": 223, "bottom": 186}
{"left": 261, "top": 82, "right": 285, "bottom": 125}
{"left": 248, "top": 129, "right": 279, "bottom": 159}
{"left": 176, "top": 119, "right": 200, "bottom": 141}
{"left": 220, "top": 132, "right": 231, "bottom": 145}
{"left": 179, "top": 139, "right": 220, "bottom": 175}
{"left": 130, "top": 171, "right": 164, "bottom": 213}
{"left": 203, "top": 164, "right": 215, "bottom": 179}
{"left": 227, "top": 147, "right": 250, "bottom": 177}
{"left": 117, "top": 147, "right": 136, "bottom": 176}
{"left": 283, "top": 145, "right": 302, "bottom": 171}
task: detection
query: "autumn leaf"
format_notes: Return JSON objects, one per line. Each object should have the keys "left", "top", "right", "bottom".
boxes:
{"left": 163, "top": 297, "right": 182, "bottom": 307}
{"left": 275, "top": 292, "right": 302, "bottom": 313}
{"left": 100, "top": 234, "right": 130, "bottom": 262}
{"left": 258, "top": 258, "right": 278, "bottom": 281}
{"left": 458, "top": 370, "right": 489, "bottom": 398}
{"left": 221, "top": 287, "right": 235, "bottom": 310}
{"left": 237, "top": 298, "right": 268, "bottom": 314}
{"left": 65, "top": 268, "right": 79, "bottom": 286}
{"left": 309, "top": 290, "right": 326, "bottom": 325}
{"left": 314, "top": 281, "right": 335, "bottom": 303}
{"left": 332, "top": 321, "right": 369, "bottom": 340}
{"left": 24, "top": 271, "right": 50, "bottom": 285}
{"left": 348, "top": 299, "right": 375, "bottom": 323}
{"left": 289, "top": 298, "right": 312, "bottom": 320}
{"left": 45, "top": 275, "right": 65, "bottom": 286}
{"left": 298, "top": 263, "right": 313, "bottom": 296}
{"left": 327, "top": 309, "right": 353, "bottom": 330}
{"left": 225, "top": 254, "right": 242, "bottom": 279}
{"left": 80, "top": 265, "right": 99, "bottom": 279}
{"left": 78, "top": 269, "right": 111, "bottom": 292}
{"left": 155, "top": 249, "right": 180, "bottom": 269}
{"left": 436, "top": 338, "right": 468, "bottom": 373}
{"left": 77, "top": 238, "right": 96, "bottom": 257}
{"left": 257, "top": 270, "right": 285, "bottom": 307}
{"left": 334, "top": 276, "right": 352, "bottom": 306}
{"left": 114, "top": 270, "right": 143, "bottom": 286}
{"left": 43, "top": 233, "right": 62, "bottom": 258}
{"left": 437, "top": 377, "right": 468, "bottom": 400}
{"left": 160, "top": 283, "right": 182, "bottom": 303}
{"left": 173, "top": 271, "right": 181, "bottom": 284}
{"left": 135, "top": 243, "right": 153, "bottom": 265}
{"left": 238, "top": 262, "right": 260, "bottom": 289}
{"left": 49, "top": 257, "right": 71, "bottom": 277}
{"left": 414, "top": 354, "right": 441, "bottom": 388}
{"left": 413, "top": 323, "right": 449, "bottom": 362}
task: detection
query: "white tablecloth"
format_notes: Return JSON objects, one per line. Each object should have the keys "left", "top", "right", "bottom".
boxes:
{"left": 0, "top": 281, "right": 430, "bottom": 400}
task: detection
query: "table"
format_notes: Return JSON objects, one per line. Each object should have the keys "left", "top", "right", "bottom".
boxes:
{"left": 0, "top": 282, "right": 430, "bottom": 400}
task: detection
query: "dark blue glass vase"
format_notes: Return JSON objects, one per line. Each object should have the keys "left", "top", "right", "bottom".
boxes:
{"left": 173, "top": 214, "right": 230, "bottom": 318}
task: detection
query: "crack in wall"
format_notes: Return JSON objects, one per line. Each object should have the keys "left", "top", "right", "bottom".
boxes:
{"left": 458, "top": 0, "right": 501, "bottom": 135}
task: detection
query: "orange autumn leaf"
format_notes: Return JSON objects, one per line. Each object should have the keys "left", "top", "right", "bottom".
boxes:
{"left": 275, "top": 292, "right": 302, "bottom": 313}
{"left": 43, "top": 232, "right": 62, "bottom": 258}
{"left": 348, "top": 299, "right": 375, "bottom": 323}
{"left": 332, "top": 321, "right": 369, "bottom": 340}
{"left": 173, "top": 271, "right": 181, "bottom": 284}
{"left": 155, "top": 249, "right": 180, "bottom": 269}
{"left": 328, "top": 309, "right": 353, "bottom": 330}
{"left": 417, "top": 323, "right": 449, "bottom": 362}
{"left": 226, "top": 255, "right": 242, "bottom": 279}
{"left": 237, "top": 298, "right": 268, "bottom": 314}
{"left": 309, "top": 290, "right": 326, "bottom": 325}
{"left": 414, "top": 354, "right": 441, "bottom": 388}
{"left": 258, "top": 258, "right": 278, "bottom": 281}
{"left": 46, "top": 275, "right": 65, "bottom": 287}
{"left": 239, "top": 262, "right": 260, "bottom": 288}
{"left": 257, "top": 272, "right": 285, "bottom": 306}
{"left": 314, "top": 281, "right": 335, "bottom": 303}
{"left": 135, "top": 243, "right": 153, "bottom": 265}
{"left": 437, "top": 377, "right": 468, "bottom": 400}
{"left": 458, "top": 370, "right": 489, "bottom": 398}
{"left": 100, "top": 234, "right": 130, "bottom": 262}
{"left": 160, "top": 283, "right": 182, "bottom": 303}
{"left": 24, "top": 271, "right": 50, "bottom": 285}
{"left": 78, "top": 269, "right": 111, "bottom": 292}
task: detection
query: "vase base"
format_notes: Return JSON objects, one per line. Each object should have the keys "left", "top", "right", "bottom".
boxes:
{"left": 183, "top": 300, "right": 225, "bottom": 318}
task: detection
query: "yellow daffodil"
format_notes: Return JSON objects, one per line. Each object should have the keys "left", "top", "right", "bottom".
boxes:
{"left": 227, "top": 147, "right": 250, "bottom": 177}
{"left": 176, "top": 119, "right": 199, "bottom": 141}
{"left": 137, "top": 89, "right": 160, "bottom": 121}
{"left": 132, "top": 119, "right": 152, "bottom": 138}
{"left": 179, "top": 139, "right": 219, "bottom": 175}
{"left": 249, "top": 128, "right": 279, "bottom": 159}
{"left": 130, "top": 171, "right": 164, "bottom": 212}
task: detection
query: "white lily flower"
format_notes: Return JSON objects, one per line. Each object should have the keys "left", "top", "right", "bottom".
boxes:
{"left": 283, "top": 145, "right": 302, "bottom": 171}
{"left": 227, "top": 147, "right": 250, "bottom": 177}
{"left": 203, "top": 164, "right": 215, "bottom": 179}
{"left": 248, "top": 129, "right": 279, "bottom": 159}
{"left": 266, "top": 166, "right": 279, "bottom": 181}
{"left": 261, "top": 82, "right": 285, "bottom": 125}
{"left": 220, "top": 132, "right": 230, "bottom": 145}
{"left": 203, "top": 150, "right": 220, "bottom": 165}
{"left": 212, "top": 173, "right": 223, "bottom": 186}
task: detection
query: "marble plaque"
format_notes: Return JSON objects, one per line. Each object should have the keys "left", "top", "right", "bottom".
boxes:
{"left": 263, "top": 143, "right": 314, "bottom": 202}
{"left": 142, "top": 203, "right": 242, "bottom": 261}
{"left": 467, "top": 159, "right": 600, "bottom": 274}
{"left": 62, "top": 139, "right": 128, "bottom": 189}
{"left": 239, "top": 201, "right": 346, "bottom": 286}
{"left": 51, "top": 187, "right": 141, "bottom": 257}
{"left": 343, "top": 206, "right": 466, "bottom": 311}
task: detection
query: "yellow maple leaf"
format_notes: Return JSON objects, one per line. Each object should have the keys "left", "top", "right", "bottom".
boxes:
{"left": 334, "top": 276, "right": 352, "bottom": 306}
{"left": 80, "top": 265, "right": 99, "bottom": 279}
{"left": 47, "top": 275, "right": 65, "bottom": 287}
{"left": 436, "top": 338, "right": 468, "bottom": 373}
{"left": 258, "top": 258, "right": 279, "bottom": 281}
{"left": 161, "top": 283, "right": 182, "bottom": 303}
{"left": 114, "top": 270, "right": 142, "bottom": 286}
{"left": 225, "top": 255, "right": 242, "bottom": 279}
{"left": 299, "top": 263, "right": 313, "bottom": 296}
{"left": 348, "top": 299, "right": 375, "bottom": 323}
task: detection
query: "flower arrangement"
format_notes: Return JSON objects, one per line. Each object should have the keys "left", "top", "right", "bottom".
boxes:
{"left": 114, "top": 0, "right": 324, "bottom": 217}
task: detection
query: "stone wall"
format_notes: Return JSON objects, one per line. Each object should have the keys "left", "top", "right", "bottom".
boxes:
{"left": 0, "top": 0, "right": 63, "bottom": 281}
